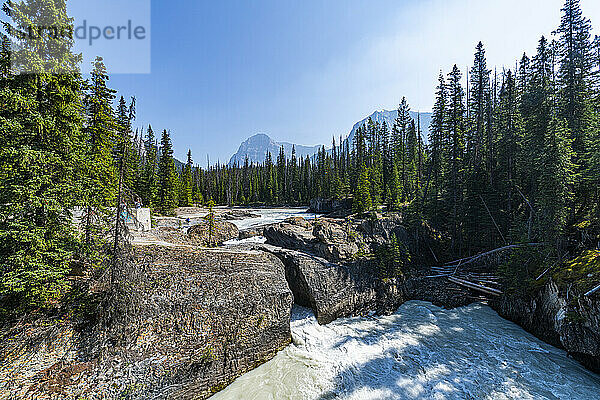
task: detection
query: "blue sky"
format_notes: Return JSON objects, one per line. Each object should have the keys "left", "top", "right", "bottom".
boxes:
{"left": 97, "top": 0, "right": 600, "bottom": 164}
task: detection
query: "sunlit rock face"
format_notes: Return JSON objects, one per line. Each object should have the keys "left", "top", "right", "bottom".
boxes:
{"left": 257, "top": 244, "right": 405, "bottom": 325}
{"left": 0, "top": 246, "right": 293, "bottom": 399}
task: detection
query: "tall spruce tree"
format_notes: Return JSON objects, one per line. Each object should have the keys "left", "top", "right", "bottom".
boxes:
{"left": 84, "top": 57, "right": 117, "bottom": 206}
{"left": 183, "top": 150, "right": 194, "bottom": 207}
{"left": 556, "top": 0, "right": 596, "bottom": 224}
{"left": 556, "top": 0, "right": 593, "bottom": 156}
{"left": 446, "top": 65, "right": 467, "bottom": 252}
{"left": 82, "top": 57, "right": 118, "bottom": 247}
{"left": 468, "top": 41, "right": 491, "bottom": 169}
{"left": 496, "top": 70, "right": 525, "bottom": 239}
{"left": 140, "top": 125, "right": 158, "bottom": 207}
{"left": 426, "top": 72, "right": 448, "bottom": 224}
{"left": 538, "top": 116, "right": 575, "bottom": 245}
{"left": 393, "top": 98, "right": 412, "bottom": 198}
{"left": 0, "top": 0, "right": 88, "bottom": 309}
{"left": 157, "top": 130, "right": 178, "bottom": 215}
{"left": 354, "top": 162, "right": 372, "bottom": 214}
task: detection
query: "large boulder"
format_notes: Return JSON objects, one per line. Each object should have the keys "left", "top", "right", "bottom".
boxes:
{"left": 264, "top": 218, "right": 362, "bottom": 263}
{"left": 244, "top": 243, "right": 404, "bottom": 325}
{"left": 263, "top": 221, "right": 316, "bottom": 251}
{"left": 187, "top": 220, "right": 239, "bottom": 245}
{"left": 238, "top": 227, "right": 264, "bottom": 240}
{"left": 312, "top": 220, "right": 359, "bottom": 262}
{"left": 284, "top": 216, "right": 312, "bottom": 229}
{"left": 0, "top": 246, "right": 293, "bottom": 399}
{"left": 264, "top": 216, "right": 410, "bottom": 263}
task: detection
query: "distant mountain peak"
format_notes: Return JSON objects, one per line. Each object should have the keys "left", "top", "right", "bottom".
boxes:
{"left": 345, "top": 109, "right": 432, "bottom": 147}
{"left": 228, "top": 134, "right": 320, "bottom": 166}
{"left": 228, "top": 109, "right": 432, "bottom": 166}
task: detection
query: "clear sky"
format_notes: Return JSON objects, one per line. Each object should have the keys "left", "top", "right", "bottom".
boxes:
{"left": 104, "top": 0, "right": 600, "bottom": 165}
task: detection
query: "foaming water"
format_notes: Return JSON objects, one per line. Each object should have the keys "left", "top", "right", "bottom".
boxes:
{"left": 212, "top": 301, "right": 600, "bottom": 400}
{"left": 229, "top": 208, "right": 318, "bottom": 231}
{"left": 224, "top": 208, "right": 318, "bottom": 246}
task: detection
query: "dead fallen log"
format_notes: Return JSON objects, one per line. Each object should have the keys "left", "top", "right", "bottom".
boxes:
{"left": 584, "top": 284, "right": 600, "bottom": 297}
{"left": 443, "top": 243, "right": 546, "bottom": 270}
{"left": 448, "top": 276, "right": 503, "bottom": 297}
{"left": 536, "top": 267, "right": 551, "bottom": 281}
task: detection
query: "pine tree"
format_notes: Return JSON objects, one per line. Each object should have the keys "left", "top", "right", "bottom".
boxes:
{"left": 463, "top": 43, "right": 495, "bottom": 251}
{"left": 290, "top": 146, "right": 299, "bottom": 203}
{"left": 183, "top": 149, "right": 194, "bottom": 207}
{"left": 81, "top": 57, "right": 118, "bottom": 247}
{"left": 518, "top": 37, "right": 559, "bottom": 241}
{"left": 518, "top": 53, "right": 531, "bottom": 97}
{"left": 354, "top": 162, "right": 372, "bottom": 214}
{"left": 265, "top": 151, "right": 275, "bottom": 204}
{"left": 0, "top": 0, "right": 88, "bottom": 309}
{"left": 556, "top": 0, "right": 593, "bottom": 156}
{"left": 393, "top": 98, "right": 412, "bottom": 198}
{"left": 157, "top": 130, "right": 178, "bottom": 215}
{"left": 84, "top": 57, "right": 117, "bottom": 205}
{"left": 468, "top": 41, "right": 491, "bottom": 169}
{"left": 445, "top": 65, "right": 467, "bottom": 252}
{"left": 389, "top": 160, "right": 403, "bottom": 210}
{"left": 496, "top": 69, "right": 525, "bottom": 238}
{"left": 556, "top": 0, "right": 596, "bottom": 224}
{"left": 426, "top": 72, "right": 448, "bottom": 223}
{"left": 141, "top": 125, "right": 158, "bottom": 207}
{"left": 115, "top": 96, "right": 139, "bottom": 193}
{"left": 277, "top": 146, "right": 286, "bottom": 203}
{"left": 538, "top": 116, "right": 575, "bottom": 244}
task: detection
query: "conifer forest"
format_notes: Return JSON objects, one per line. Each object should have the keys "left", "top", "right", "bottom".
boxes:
{"left": 1, "top": 0, "right": 600, "bottom": 315}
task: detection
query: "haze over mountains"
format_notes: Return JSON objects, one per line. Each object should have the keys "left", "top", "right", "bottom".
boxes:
{"left": 228, "top": 110, "right": 432, "bottom": 166}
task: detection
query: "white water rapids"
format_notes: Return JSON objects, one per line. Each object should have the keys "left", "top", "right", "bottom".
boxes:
{"left": 229, "top": 207, "right": 319, "bottom": 231}
{"left": 224, "top": 208, "right": 319, "bottom": 245}
{"left": 212, "top": 301, "right": 600, "bottom": 400}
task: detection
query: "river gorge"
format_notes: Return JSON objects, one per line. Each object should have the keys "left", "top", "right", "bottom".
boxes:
{"left": 221, "top": 209, "right": 600, "bottom": 399}
{"left": 2, "top": 208, "right": 599, "bottom": 399}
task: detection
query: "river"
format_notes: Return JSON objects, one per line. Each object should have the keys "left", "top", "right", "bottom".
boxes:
{"left": 212, "top": 301, "right": 600, "bottom": 400}
{"left": 224, "top": 207, "right": 319, "bottom": 245}
{"left": 228, "top": 207, "right": 319, "bottom": 231}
